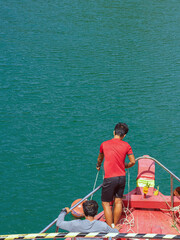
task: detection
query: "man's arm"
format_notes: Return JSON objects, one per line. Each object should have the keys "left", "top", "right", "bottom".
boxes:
{"left": 56, "top": 208, "right": 72, "bottom": 231}
{"left": 96, "top": 153, "right": 104, "bottom": 171}
{"left": 125, "top": 154, "right": 135, "bottom": 168}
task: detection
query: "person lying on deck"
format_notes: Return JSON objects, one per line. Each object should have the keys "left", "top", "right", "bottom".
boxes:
{"left": 56, "top": 200, "right": 120, "bottom": 240}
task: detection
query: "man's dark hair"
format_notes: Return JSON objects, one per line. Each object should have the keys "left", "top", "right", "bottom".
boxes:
{"left": 174, "top": 187, "right": 180, "bottom": 196}
{"left": 82, "top": 200, "right": 98, "bottom": 217}
{"left": 114, "top": 122, "right": 129, "bottom": 137}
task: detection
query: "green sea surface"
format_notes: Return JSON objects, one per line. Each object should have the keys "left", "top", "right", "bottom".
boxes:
{"left": 0, "top": 0, "right": 180, "bottom": 235}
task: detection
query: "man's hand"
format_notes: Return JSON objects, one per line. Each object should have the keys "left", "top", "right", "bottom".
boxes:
{"left": 96, "top": 165, "right": 101, "bottom": 171}
{"left": 64, "top": 207, "right": 70, "bottom": 214}
{"left": 125, "top": 154, "right": 135, "bottom": 168}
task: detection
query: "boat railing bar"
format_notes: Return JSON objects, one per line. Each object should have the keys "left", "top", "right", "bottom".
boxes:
{"left": 135, "top": 155, "right": 180, "bottom": 212}
{"left": 1, "top": 232, "right": 180, "bottom": 240}
{"left": 39, "top": 184, "right": 103, "bottom": 233}
{"left": 135, "top": 156, "right": 180, "bottom": 182}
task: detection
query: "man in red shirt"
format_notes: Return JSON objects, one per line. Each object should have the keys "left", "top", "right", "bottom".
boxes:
{"left": 96, "top": 123, "right": 135, "bottom": 227}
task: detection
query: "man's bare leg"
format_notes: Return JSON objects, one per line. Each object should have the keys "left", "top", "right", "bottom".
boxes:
{"left": 102, "top": 201, "right": 113, "bottom": 226}
{"left": 113, "top": 197, "right": 123, "bottom": 225}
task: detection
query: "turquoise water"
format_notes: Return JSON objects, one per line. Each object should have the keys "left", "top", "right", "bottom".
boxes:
{"left": 1, "top": 0, "right": 180, "bottom": 235}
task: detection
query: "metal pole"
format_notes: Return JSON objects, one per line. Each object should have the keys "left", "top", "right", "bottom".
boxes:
{"left": 170, "top": 175, "right": 175, "bottom": 222}
{"left": 171, "top": 175, "right": 174, "bottom": 208}
{"left": 39, "top": 183, "right": 103, "bottom": 233}
{"left": 69, "top": 183, "right": 102, "bottom": 211}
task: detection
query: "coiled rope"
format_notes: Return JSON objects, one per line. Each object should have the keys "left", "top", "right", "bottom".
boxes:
{"left": 120, "top": 169, "right": 135, "bottom": 232}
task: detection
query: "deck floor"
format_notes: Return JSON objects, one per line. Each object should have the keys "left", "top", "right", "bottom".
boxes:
{"left": 96, "top": 208, "right": 180, "bottom": 234}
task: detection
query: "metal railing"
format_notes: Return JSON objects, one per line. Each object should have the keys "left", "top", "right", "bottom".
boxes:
{"left": 135, "top": 156, "right": 180, "bottom": 209}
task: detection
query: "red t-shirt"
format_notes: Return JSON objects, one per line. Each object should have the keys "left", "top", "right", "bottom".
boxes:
{"left": 100, "top": 138, "right": 133, "bottom": 178}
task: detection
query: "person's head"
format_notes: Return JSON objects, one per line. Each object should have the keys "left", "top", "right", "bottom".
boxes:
{"left": 174, "top": 187, "right": 180, "bottom": 196}
{"left": 114, "top": 122, "right": 129, "bottom": 137}
{"left": 82, "top": 200, "right": 98, "bottom": 217}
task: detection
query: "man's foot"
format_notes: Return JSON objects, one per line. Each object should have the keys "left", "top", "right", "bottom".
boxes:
{"left": 115, "top": 224, "right": 122, "bottom": 231}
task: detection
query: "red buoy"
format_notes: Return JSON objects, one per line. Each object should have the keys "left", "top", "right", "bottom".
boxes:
{"left": 71, "top": 198, "right": 86, "bottom": 218}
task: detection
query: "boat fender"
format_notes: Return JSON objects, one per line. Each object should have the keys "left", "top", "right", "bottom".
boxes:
{"left": 71, "top": 198, "right": 86, "bottom": 218}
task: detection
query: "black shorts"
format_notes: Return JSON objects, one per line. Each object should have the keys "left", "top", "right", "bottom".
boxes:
{"left": 101, "top": 176, "right": 126, "bottom": 202}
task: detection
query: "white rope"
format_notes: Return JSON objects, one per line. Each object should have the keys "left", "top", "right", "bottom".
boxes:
{"left": 161, "top": 205, "right": 180, "bottom": 212}
{"left": 120, "top": 204, "right": 135, "bottom": 233}
{"left": 160, "top": 194, "right": 180, "bottom": 212}
{"left": 90, "top": 171, "right": 99, "bottom": 200}
{"left": 172, "top": 205, "right": 180, "bottom": 211}
{"left": 159, "top": 194, "right": 180, "bottom": 233}
{"left": 120, "top": 169, "right": 135, "bottom": 233}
